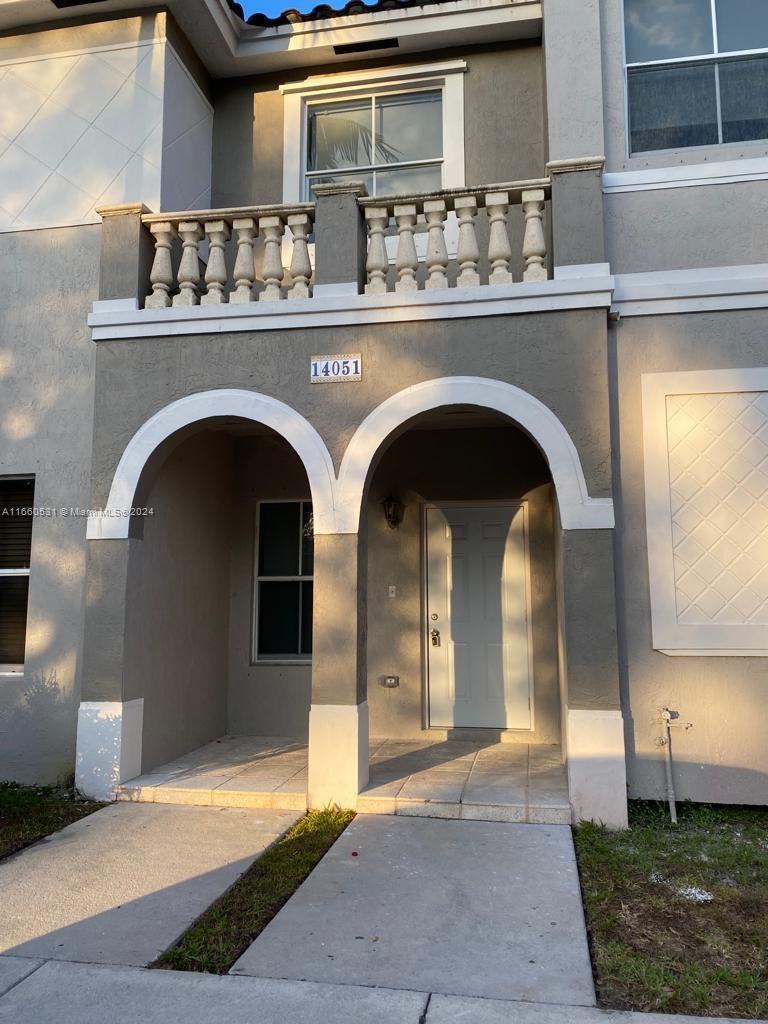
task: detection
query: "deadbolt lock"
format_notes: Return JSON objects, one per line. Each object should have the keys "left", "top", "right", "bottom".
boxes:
{"left": 430, "top": 628, "right": 441, "bottom": 647}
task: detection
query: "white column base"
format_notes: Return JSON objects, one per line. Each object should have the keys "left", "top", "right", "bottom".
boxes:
{"left": 308, "top": 702, "right": 369, "bottom": 810}
{"left": 566, "top": 708, "right": 628, "bottom": 829}
{"left": 75, "top": 699, "right": 143, "bottom": 801}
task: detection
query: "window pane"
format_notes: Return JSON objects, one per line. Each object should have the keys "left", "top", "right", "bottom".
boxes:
{"left": 301, "top": 502, "right": 314, "bottom": 576}
{"left": 308, "top": 100, "right": 372, "bottom": 171}
{"left": 375, "top": 91, "right": 442, "bottom": 164}
{"left": 258, "top": 580, "right": 300, "bottom": 657}
{"left": 306, "top": 172, "right": 374, "bottom": 200}
{"left": 375, "top": 164, "right": 442, "bottom": 196}
{"left": 628, "top": 63, "right": 719, "bottom": 152}
{"left": 300, "top": 580, "right": 313, "bottom": 656}
{"left": 720, "top": 56, "right": 768, "bottom": 141}
{"left": 0, "top": 479, "right": 34, "bottom": 570}
{"left": 624, "top": 0, "right": 713, "bottom": 63}
{"left": 716, "top": 0, "right": 768, "bottom": 52}
{"left": 258, "top": 502, "right": 300, "bottom": 577}
{"left": 0, "top": 576, "right": 29, "bottom": 664}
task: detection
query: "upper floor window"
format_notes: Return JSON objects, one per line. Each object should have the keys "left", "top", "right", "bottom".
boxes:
{"left": 305, "top": 90, "right": 443, "bottom": 199}
{"left": 0, "top": 478, "right": 34, "bottom": 671}
{"left": 280, "top": 61, "right": 466, "bottom": 204}
{"left": 624, "top": 0, "right": 768, "bottom": 154}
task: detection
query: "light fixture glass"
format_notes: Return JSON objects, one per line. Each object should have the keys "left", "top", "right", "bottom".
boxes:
{"left": 382, "top": 494, "right": 405, "bottom": 530}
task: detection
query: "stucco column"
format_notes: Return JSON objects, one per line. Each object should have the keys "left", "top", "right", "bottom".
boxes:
{"left": 307, "top": 531, "right": 369, "bottom": 809}
{"left": 311, "top": 181, "right": 368, "bottom": 298}
{"left": 547, "top": 158, "right": 607, "bottom": 274}
{"left": 75, "top": 538, "right": 143, "bottom": 801}
{"left": 96, "top": 203, "right": 154, "bottom": 302}
{"left": 559, "top": 529, "right": 628, "bottom": 829}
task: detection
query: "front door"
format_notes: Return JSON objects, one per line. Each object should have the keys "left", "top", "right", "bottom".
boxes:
{"left": 426, "top": 504, "right": 532, "bottom": 729}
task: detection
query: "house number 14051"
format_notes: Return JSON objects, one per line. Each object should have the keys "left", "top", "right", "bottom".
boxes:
{"left": 310, "top": 354, "right": 362, "bottom": 383}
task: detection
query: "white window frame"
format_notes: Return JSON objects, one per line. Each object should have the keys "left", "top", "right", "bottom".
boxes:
{"left": 622, "top": 0, "right": 768, "bottom": 157}
{"left": 281, "top": 61, "right": 466, "bottom": 265}
{"left": 252, "top": 498, "right": 313, "bottom": 665}
{"left": 0, "top": 475, "right": 34, "bottom": 674}
{"left": 642, "top": 367, "right": 768, "bottom": 655}
{"left": 281, "top": 60, "right": 466, "bottom": 202}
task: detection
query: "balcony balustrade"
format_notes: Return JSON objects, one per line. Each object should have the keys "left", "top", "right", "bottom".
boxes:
{"left": 139, "top": 180, "right": 550, "bottom": 310}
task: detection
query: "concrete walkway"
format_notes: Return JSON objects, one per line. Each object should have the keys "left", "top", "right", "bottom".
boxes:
{"left": 0, "top": 803, "right": 299, "bottom": 966}
{"left": 232, "top": 815, "right": 595, "bottom": 1006}
{"left": 0, "top": 960, "right": 761, "bottom": 1024}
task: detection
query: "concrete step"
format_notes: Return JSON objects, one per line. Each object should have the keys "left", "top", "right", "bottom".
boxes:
{"left": 116, "top": 782, "right": 307, "bottom": 812}
{"left": 355, "top": 793, "right": 571, "bottom": 824}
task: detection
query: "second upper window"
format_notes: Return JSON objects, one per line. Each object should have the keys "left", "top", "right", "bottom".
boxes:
{"left": 304, "top": 89, "right": 443, "bottom": 199}
{"left": 624, "top": 0, "right": 768, "bottom": 154}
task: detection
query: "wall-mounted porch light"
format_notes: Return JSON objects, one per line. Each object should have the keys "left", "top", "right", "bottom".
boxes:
{"left": 382, "top": 495, "right": 405, "bottom": 530}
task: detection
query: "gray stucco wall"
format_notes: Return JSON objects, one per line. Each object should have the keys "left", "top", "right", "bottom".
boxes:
{"left": 210, "top": 43, "right": 547, "bottom": 209}
{"left": 612, "top": 311, "right": 768, "bottom": 803}
{"left": 123, "top": 431, "right": 233, "bottom": 771}
{"left": 0, "top": 225, "right": 98, "bottom": 785}
{"left": 89, "top": 310, "right": 612, "bottom": 509}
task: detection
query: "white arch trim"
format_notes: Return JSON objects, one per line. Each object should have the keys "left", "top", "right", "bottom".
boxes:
{"left": 86, "top": 389, "right": 338, "bottom": 541}
{"left": 336, "top": 377, "right": 615, "bottom": 532}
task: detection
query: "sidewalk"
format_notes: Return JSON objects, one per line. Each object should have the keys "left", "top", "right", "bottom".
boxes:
{"left": 0, "top": 959, "right": 761, "bottom": 1024}
{"left": 0, "top": 804, "right": 300, "bottom": 965}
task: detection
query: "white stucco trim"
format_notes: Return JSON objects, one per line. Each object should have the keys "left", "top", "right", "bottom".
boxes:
{"left": 337, "top": 377, "right": 615, "bottom": 532}
{"left": 603, "top": 156, "right": 768, "bottom": 193}
{"left": 88, "top": 276, "right": 615, "bottom": 341}
{"left": 87, "top": 389, "right": 338, "bottom": 540}
{"left": 566, "top": 708, "right": 628, "bottom": 829}
{"left": 307, "top": 702, "right": 369, "bottom": 810}
{"left": 643, "top": 367, "right": 768, "bottom": 655}
{"left": 75, "top": 699, "right": 144, "bottom": 802}
{"left": 613, "top": 265, "right": 768, "bottom": 317}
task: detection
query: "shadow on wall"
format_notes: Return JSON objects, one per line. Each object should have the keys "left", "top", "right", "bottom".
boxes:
{"left": 0, "top": 671, "right": 74, "bottom": 784}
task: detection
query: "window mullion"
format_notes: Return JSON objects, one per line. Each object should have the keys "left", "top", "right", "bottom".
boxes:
{"left": 714, "top": 60, "right": 724, "bottom": 144}
{"left": 710, "top": 0, "right": 719, "bottom": 53}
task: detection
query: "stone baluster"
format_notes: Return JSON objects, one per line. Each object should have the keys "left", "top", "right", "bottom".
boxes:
{"left": 424, "top": 199, "right": 448, "bottom": 291}
{"left": 394, "top": 203, "right": 418, "bottom": 293}
{"left": 172, "top": 221, "right": 203, "bottom": 306}
{"left": 364, "top": 207, "right": 389, "bottom": 295}
{"left": 521, "top": 188, "right": 547, "bottom": 282}
{"left": 287, "top": 212, "right": 313, "bottom": 299}
{"left": 201, "top": 219, "right": 231, "bottom": 304}
{"left": 485, "top": 191, "right": 513, "bottom": 285}
{"left": 259, "top": 215, "right": 285, "bottom": 301}
{"left": 230, "top": 217, "right": 257, "bottom": 303}
{"left": 145, "top": 221, "right": 177, "bottom": 309}
{"left": 455, "top": 195, "right": 480, "bottom": 288}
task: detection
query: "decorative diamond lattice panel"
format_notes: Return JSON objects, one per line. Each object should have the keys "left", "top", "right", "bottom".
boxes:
{"left": 667, "top": 392, "right": 768, "bottom": 625}
{"left": 0, "top": 44, "right": 164, "bottom": 231}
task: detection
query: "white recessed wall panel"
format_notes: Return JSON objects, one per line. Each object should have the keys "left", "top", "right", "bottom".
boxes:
{"left": 0, "top": 38, "right": 211, "bottom": 232}
{"left": 643, "top": 368, "right": 768, "bottom": 654}
{"left": 160, "top": 47, "right": 213, "bottom": 212}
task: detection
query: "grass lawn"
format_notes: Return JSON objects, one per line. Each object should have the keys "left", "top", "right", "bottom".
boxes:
{"left": 0, "top": 781, "right": 103, "bottom": 860}
{"left": 574, "top": 801, "right": 768, "bottom": 1019}
{"left": 155, "top": 807, "right": 354, "bottom": 974}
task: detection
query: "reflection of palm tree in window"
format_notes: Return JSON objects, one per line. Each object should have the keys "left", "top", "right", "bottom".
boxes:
{"left": 313, "top": 117, "right": 402, "bottom": 169}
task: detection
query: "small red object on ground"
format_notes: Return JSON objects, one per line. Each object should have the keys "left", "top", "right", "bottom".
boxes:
{"left": 351, "top": 851, "right": 358, "bottom": 857}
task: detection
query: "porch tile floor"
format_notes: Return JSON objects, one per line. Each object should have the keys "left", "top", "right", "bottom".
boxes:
{"left": 117, "top": 736, "right": 570, "bottom": 824}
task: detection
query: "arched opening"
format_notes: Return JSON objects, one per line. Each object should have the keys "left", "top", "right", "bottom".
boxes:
{"left": 358, "top": 404, "right": 571, "bottom": 821}
{"left": 119, "top": 416, "right": 316, "bottom": 802}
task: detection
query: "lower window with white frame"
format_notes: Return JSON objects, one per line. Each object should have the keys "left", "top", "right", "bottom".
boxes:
{"left": 0, "top": 477, "right": 34, "bottom": 671}
{"left": 253, "top": 500, "right": 313, "bottom": 662}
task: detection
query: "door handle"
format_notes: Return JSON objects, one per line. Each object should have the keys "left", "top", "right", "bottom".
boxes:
{"left": 430, "top": 628, "right": 441, "bottom": 647}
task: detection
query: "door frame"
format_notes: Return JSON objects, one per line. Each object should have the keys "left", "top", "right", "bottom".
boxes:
{"left": 421, "top": 500, "right": 536, "bottom": 733}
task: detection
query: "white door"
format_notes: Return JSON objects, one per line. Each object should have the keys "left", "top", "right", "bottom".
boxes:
{"left": 426, "top": 505, "right": 532, "bottom": 729}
